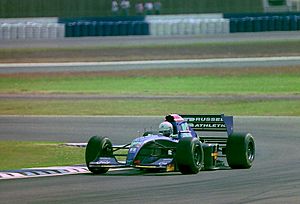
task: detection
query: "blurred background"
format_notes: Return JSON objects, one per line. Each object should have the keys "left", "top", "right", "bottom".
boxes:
{"left": 0, "top": 0, "right": 264, "bottom": 17}
{"left": 0, "top": 0, "right": 298, "bottom": 18}
{"left": 1, "top": 0, "right": 300, "bottom": 39}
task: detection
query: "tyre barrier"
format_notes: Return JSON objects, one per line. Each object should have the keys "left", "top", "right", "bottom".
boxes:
{"left": 0, "top": 23, "right": 65, "bottom": 40}
{"left": 65, "top": 21, "right": 150, "bottom": 37}
{"left": 4, "top": 15, "right": 300, "bottom": 39}
{"left": 229, "top": 15, "right": 300, "bottom": 33}
{"left": 64, "top": 19, "right": 229, "bottom": 37}
{"left": 149, "top": 19, "right": 230, "bottom": 36}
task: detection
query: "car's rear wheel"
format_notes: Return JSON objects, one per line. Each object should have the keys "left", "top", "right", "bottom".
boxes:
{"left": 176, "top": 137, "right": 203, "bottom": 174}
{"left": 226, "top": 132, "right": 255, "bottom": 169}
{"left": 85, "top": 136, "right": 113, "bottom": 174}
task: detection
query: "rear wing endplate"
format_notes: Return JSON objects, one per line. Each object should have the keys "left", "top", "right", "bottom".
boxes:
{"left": 180, "top": 114, "right": 233, "bottom": 136}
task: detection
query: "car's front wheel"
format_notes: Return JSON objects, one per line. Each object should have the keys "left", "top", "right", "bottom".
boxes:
{"left": 85, "top": 136, "right": 113, "bottom": 174}
{"left": 175, "top": 137, "right": 203, "bottom": 174}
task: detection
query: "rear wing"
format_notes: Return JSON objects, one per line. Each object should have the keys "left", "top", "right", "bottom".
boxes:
{"left": 180, "top": 114, "right": 233, "bottom": 136}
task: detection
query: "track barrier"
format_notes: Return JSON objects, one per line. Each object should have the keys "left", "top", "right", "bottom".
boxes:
{"left": 65, "top": 21, "right": 150, "bottom": 37}
{"left": 2, "top": 14, "right": 300, "bottom": 40}
{"left": 0, "top": 22, "right": 65, "bottom": 40}
{"left": 229, "top": 15, "right": 300, "bottom": 33}
{"left": 148, "top": 19, "right": 230, "bottom": 36}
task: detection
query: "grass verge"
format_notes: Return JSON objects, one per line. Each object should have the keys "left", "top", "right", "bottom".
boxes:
{"left": 1, "top": 67, "right": 300, "bottom": 116}
{"left": 1, "top": 68, "right": 300, "bottom": 95}
{"left": 0, "top": 141, "right": 85, "bottom": 171}
{"left": 1, "top": 99, "right": 300, "bottom": 116}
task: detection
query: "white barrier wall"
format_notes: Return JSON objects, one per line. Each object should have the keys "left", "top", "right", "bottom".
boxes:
{"left": 145, "top": 14, "right": 224, "bottom": 21}
{"left": 149, "top": 19, "right": 230, "bottom": 36}
{"left": 0, "top": 18, "right": 59, "bottom": 24}
{"left": 147, "top": 14, "right": 229, "bottom": 36}
{"left": 0, "top": 23, "right": 65, "bottom": 40}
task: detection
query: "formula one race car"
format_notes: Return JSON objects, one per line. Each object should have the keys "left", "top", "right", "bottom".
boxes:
{"left": 85, "top": 114, "right": 255, "bottom": 174}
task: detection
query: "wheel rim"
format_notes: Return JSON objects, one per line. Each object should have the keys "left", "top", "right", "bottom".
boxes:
{"left": 193, "top": 146, "right": 202, "bottom": 166}
{"left": 247, "top": 141, "right": 255, "bottom": 162}
{"left": 102, "top": 142, "right": 112, "bottom": 156}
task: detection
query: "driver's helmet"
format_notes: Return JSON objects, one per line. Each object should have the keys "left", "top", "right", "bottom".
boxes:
{"left": 159, "top": 121, "right": 173, "bottom": 137}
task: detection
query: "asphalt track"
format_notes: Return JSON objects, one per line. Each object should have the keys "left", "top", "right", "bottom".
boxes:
{"left": 1, "top": 31, "right": 300, "bottom": 49}
{"left": 1, "top": 31, "right": 300, "bottom": 74}
{"left": 2, "top": 56, "right": 300, "bottom": 74}
{"left": 1, "top": 32, "right": 300, "bottom": 203}
{"left": 0, "top": 116, "right": 300, "bottom": 204}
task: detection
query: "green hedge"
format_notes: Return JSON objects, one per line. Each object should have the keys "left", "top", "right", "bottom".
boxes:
{"left": 0, "top": 0, "right": 263, "bottom": 18}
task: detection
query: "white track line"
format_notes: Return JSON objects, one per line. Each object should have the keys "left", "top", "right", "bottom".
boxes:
{"left": 1, "top": 56, "right": 300, "bottom": 68}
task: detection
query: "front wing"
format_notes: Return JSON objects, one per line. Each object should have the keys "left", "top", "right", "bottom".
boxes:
{"left": 89, "top": 156, "right": 176, "bottom": 172}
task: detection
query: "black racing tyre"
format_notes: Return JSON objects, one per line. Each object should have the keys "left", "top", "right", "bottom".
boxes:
{"left": 85, "top": 136, "right": 113, "bottom": 174}
{"left": 175, "top": 137, "right": 203, "bottom": 174}
{"left": 226, "top": 132, "right": 255, "bottom": 169}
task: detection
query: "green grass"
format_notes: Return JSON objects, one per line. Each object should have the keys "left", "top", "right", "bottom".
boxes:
{"left": 1, "top": 99, "right": 300, "bottom": 116}
{"left": 0, "top": 141, "right": 85, "bottom": 170}
{"left": 1, "top": 75, "right": 300, "bottom": 95}
{"left": 1, "top": 70, "right": 300, "bottom": 116}
{"left": 0, "top": 140, "right": 128, "bottom": 171}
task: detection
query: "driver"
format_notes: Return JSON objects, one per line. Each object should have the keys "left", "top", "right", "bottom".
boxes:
{"left": 158, "top": 121, "right": 173, "bottom": 137}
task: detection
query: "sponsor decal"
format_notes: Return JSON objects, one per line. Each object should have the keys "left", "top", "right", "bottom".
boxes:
{"left": 129, "top": 147, "right": 137, "bottom": 153}
{"left": 159, "top": 161, "right": 168, "bottom": 166}
{"left": 94, "top": 157, "right": 115, "bottom": 165}
{"left": 97, "top": 160, "right": 111, "bottom": 164}
{"left": 130, "top": 141, "right": 142, "bottom": 148}
{"left": 185, "top": 117, "right": 223, "bottom": 122}
{"left": 157, "top": 159, "right": 173, "bottom": 167}
{"left": 189, "top": 123, "right": 226, "bottom": 128}
{"left": 180, "top": 122, "right": 190, "bottom": 131}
